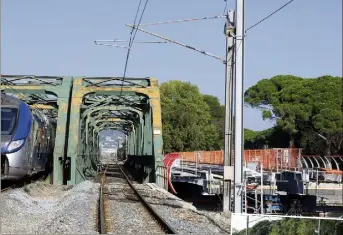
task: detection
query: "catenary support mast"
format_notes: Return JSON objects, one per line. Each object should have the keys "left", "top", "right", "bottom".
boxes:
{"left": 223, "top": 9, "right": 235, "bottom": 212}
{"left": 233, "top": 0, "right": 245, "bottom": 214}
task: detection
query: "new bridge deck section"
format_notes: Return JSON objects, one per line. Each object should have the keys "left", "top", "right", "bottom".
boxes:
{"left": 167, "top": 161, "right": 343, "bottom": 213}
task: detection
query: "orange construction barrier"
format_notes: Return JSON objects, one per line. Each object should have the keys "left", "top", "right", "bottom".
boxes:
{"left": 166, "top": 148, "right": 303, "bottom": 171}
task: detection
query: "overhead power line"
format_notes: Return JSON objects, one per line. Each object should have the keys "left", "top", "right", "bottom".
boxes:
{"left": 138, "top": 15, "right": 225, "bottom": 26}
{"left": 121, "top": 0, "right": 149, "bottom": 79}
{"left": 245, "top": 0, "right": 295, "bottom": 32}
{"left": 91, "top": 0, "right": 148, "bottom": 89}
{"left": 118, "top": 0, "right": 150, "bottom": 98}
{"left": 223, "top": 0, "right": 228, "bottom": 15}
{"left": 126, "top": 24, "right": 225, "bottom": 63}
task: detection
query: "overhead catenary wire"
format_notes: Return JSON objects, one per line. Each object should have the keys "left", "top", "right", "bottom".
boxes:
{"left": 90, "top": 0, "right": 150, "bottom": 109}
{"left": 59, "top": 1, "right": 296, "bottom": 100}
{"left": 223, "top": 0, "right": 295, "bottom": 64}
{"left": 126, "top": 24, "right": 225, "bottom": 63}
{"left": 118, "top": 0, "right": 150, "bottom": 98}
{"left": 90, "top": 0, "right": 145, "bottom": 88}
{"left": 245, "top": 0, "right": 295, "bottom": 32}
{"left": 223, "top": 0, "right": 228, "bottom": 15}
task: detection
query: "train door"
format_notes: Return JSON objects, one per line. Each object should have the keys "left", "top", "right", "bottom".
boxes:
{"left": 35, "top": 118, "right": 46, "bottom": 172}
{"left": 26, "top": 118, "right": 38, "bottom": 173}
{"left": 30, "top": 116, "right": 42, "bottom": 173}
{"left": 24, "top": 119, "right": 34, "bottom": 173}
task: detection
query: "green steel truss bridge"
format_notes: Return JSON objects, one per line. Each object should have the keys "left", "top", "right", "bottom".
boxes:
{"left": 0, "top": 75, "right": 166, "bottom": 188}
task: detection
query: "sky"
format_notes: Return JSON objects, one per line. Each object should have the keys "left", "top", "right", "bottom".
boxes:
{"left": 1, "top": 0, "right": 342, "bottom": 131}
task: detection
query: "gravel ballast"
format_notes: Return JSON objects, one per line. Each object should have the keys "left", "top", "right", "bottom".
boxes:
{"left": 1, "top": 180, "right": 100, "bottom": 234}
{"left": 104, "top": 182, "right": 165, "bottom": 234}
{"left": 104, "top": 180, "right": 231, "bottom": 234}
{"left": 1, "top": 171, "right": 232, "bottom": 234}
{"left": 134, "top": 183, "right": 231, "bottom": 234}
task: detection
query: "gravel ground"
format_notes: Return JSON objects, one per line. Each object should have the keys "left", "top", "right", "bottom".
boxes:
{"left": 1, "top": 180, "right": 100, "bottom": 234}
{"left": 134, "top": 183, "right": 231, "bottom": 234}
{"left": 105, "top": 182, "right": 165, "bottom": 234}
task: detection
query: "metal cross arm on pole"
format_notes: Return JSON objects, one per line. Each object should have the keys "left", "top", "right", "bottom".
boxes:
{"left": 94, "top": 39, "right": 168, "bottom": 44}
{"left": 126, "top": 24, "right": 225, "bottom": 63}
{"left": 137, "top": 15, "right": 226, "bottom": 26}
{"left": 94, "top": 41, "right": 130, "bottom": 49}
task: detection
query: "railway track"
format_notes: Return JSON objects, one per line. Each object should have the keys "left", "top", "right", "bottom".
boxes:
{"left": 98, "top": 162, "right": 177, "bottom": 234}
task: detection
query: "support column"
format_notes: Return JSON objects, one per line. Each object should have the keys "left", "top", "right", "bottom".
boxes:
{"left": 233, "top": 0, "right": 245, "bottom": 214}
{"left": 223, "top": 9, "right": 235, "bottom": 213}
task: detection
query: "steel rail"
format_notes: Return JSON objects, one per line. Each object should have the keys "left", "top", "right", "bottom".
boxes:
{"left": 98, "top": 183, "right": 105, "bottom": 234}
{"left": 98, "top": 164, "right": 109, "bottom": 234}
{"left": 115, "top": 162, "right": 177, "bottom": 234}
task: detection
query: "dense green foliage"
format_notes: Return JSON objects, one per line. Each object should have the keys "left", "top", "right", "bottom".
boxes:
{"left": 244, "top": 75, "right": 343, "bottom": 155}
{"left": 244, "top": 126, "right": 290, "bottom": 149}
{"left": 203, "top": 94, "right": 225, "bottom": 149}
{"left": 159, "top": 75, "right": 342, "bottom": 155}
{"left": 160, "top": 80, "right": 221, "bottom": 153}
{"left": 233, "top": 218, "right": 343, "bottom": 235}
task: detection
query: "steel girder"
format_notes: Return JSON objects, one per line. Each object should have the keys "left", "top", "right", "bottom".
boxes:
{"left": 0, "top": 75, "right": 73, "bottom": 184}
{"left": 67, "top": 77, "right": 163, "bottom": 185}
{"left": 0, "top": 75, "right": 164, "bottom": 186}
{"left": 80, "top": 106, "right": 142, "bottom": 171}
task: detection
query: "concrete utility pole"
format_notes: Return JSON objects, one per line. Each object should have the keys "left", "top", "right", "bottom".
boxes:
{"left": 234, "top": 0, "right": 245, "bottom": 213}
{"left": 223, "top": 9, "right": 235, "bottom": 212}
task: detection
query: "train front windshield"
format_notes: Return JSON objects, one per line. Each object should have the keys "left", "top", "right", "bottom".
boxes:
{"left": 1, "top": 107, "right": 18, "bottom": 135}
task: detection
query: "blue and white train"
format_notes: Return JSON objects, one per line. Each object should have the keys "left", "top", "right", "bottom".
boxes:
{"left": 1, "top": 94, "right": 56, "bottom": 180}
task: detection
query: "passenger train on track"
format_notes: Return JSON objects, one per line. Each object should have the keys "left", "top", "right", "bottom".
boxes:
{"left": 1, "top": 94, "right": 56, "bottom": 180}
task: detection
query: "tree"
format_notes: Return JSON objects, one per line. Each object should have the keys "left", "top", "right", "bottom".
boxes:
{"left": 244, "top": 126, "right": 290, "bottom": 149}
{"left": 249, "top": 220, "right": 274, "bottom": 235}
{"left": 244, "top": 75, "right": 343, "bottom": 155}
{"left": 203, "top": 94, "right": 225, "bottom": 149}
{"left": 233, "top": 218, "right": 342, "bottom": 235}
{"left": 160, "top": 80, "right": 220, "bottom": 153}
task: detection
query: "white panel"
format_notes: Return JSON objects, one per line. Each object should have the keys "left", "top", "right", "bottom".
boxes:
{"left": 224, "top": 166, "right": 234, "bottom": 180}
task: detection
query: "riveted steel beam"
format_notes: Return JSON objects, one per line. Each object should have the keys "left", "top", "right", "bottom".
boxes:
{"left": 1, "top": 75, "right": 73, "bottom": 185}
{"left": 67, "top": 77, "right": 163, "bottom": 186}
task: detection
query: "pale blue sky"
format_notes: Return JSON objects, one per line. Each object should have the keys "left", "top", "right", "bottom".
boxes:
{"left": 2, "top": 0, "right": 342, "bottom": 131}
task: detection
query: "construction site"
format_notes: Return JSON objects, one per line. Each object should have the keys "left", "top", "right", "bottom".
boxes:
{"left": 164, "top": 148, "right": 343, "bottom": 216}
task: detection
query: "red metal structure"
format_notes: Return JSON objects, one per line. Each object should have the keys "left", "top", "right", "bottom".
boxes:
{"left": 163, "top": 153, "right": 179, "bottom": 194}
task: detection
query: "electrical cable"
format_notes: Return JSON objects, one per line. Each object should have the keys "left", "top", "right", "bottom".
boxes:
{"left": 223, "top": 0, "right": 228, "bottom": 15}
{"left": 245, "top": 0, "right": 295, "bottom": 33}
{"left": 118, "top": 0, "right": 150, "bottom": 98}
{"left": 137, "top": 15, "right": 225, "bottom": 26}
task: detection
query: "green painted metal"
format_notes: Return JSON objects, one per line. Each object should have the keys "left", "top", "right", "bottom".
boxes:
{"left": 66, "top": 76, "right": 164, "bottom": 185}
{"left": 0, "top": 75, "right": 73, "bottom": 185}
{"left": 1, "top": 75, "right": 165, "bottom": 187}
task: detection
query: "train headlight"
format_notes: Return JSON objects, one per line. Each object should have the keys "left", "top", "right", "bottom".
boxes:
{"left": 7, "top": 139, "right": 25, "bottom": 152}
